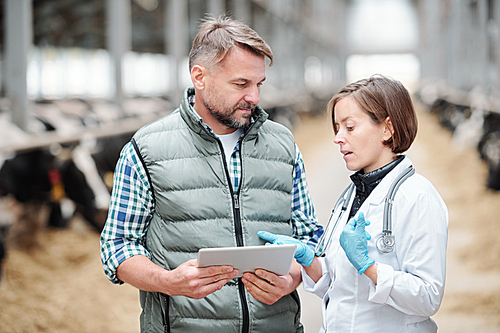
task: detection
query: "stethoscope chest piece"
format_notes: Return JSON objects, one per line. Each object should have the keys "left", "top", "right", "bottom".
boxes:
{"left": 376, "top": 234, "right": 395, "bottom": 253}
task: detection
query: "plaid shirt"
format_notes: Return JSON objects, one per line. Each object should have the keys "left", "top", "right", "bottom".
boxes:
{"left": 100, "top": 102, "right": 323, "bottom": 284}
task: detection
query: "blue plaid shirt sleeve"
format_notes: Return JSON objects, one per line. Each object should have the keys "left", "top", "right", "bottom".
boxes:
{"left": 291, "top": 144, "right": 324, "bottom": 248}
{"left": 100, "top": 141, "right": 154, "bottom": 284}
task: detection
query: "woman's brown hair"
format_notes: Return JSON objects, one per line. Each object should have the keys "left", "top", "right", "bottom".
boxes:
{"left": 328, "top": 74, "right": 418, "bottom": 154}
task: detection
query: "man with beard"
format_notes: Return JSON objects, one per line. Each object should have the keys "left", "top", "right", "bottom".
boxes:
{"left": 100, "top": 15, "right": 322, "bottom": 333}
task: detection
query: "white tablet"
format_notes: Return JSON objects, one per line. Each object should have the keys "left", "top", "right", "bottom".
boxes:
{"left": 197, "top": 244, "right": 296, "bottom": 278}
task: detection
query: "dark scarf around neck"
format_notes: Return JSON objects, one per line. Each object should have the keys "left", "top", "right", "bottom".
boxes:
{"left": 348, "top": 156, "right": 404, "bottom": 219}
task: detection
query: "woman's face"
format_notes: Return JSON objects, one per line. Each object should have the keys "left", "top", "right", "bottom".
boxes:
{"left": 333, "top": 96, "right": 395, "bottom": 173}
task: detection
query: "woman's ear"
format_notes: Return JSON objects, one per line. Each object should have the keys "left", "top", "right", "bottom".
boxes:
{"left": 191, "top": 65, "right": 206, "bottom": 90}
{"left": 383, "top": 117, "right": 394, "bottom": 141}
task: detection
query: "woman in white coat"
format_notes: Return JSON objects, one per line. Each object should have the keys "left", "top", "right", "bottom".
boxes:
{"left": 259, "top": 74, "right": 448, "bottom": 332}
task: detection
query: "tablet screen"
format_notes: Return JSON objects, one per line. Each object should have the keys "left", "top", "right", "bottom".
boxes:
{"left": 197, "top": 244, "right": 296, "bottom": 278}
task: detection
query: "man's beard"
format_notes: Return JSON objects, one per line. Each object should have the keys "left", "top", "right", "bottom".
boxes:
{"left": 204, "top": 100, "right": 256, "bottom": 130}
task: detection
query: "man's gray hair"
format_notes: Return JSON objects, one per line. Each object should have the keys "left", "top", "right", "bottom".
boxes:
{"left": 188, "top": 15, "right": 273, "bottom": 72}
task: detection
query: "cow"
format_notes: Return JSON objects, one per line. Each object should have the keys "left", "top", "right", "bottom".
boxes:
{"left": 0, "top": 95, "right": 174, "bottom": 281}
{"left": 0, "top": 147, "right": 104, "bottom": 229}
{"left": 0, "top": 144, "right": 111, "bottom": 280}
{"left": 430, "top": 98, "right": 472, "bottom": 132}
{"left": 478, "top": 111, "right": 500, "bottom": 190}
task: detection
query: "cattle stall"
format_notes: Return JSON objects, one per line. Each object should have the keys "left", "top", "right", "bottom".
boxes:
{"left": 417, "top": 0, "right": 500, "bottom": 191}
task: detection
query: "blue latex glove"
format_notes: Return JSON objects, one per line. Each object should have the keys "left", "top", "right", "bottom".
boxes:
{"left": 257, "top": 231, "right": 315, "bottom": 267}
{"left": 339, "top": 212, "right": 375, "bottom": 275}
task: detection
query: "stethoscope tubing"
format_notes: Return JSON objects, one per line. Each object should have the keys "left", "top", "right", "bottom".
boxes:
{"left": 315, "top": 165, "right": 415, "bottom": 257}
{"left": 315, "top": 184, "right": 354, "bottom": 256}
{"left": 382, "top": 166, "right": 415, "bottom": 234}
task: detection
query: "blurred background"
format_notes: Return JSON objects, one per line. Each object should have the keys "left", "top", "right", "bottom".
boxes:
{"left": 0, "top": 0, "right": 499, "bottom": 332}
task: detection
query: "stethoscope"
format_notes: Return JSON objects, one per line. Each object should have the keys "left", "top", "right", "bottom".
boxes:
{"left": 315, "top": 165, "right": 415, "bottom": 256}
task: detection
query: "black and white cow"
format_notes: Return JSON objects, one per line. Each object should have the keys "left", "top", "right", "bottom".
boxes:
{"left": 0, "top": 135, "right": 132, "bottom": 280}
{"left": 0, "top": 148, "right": 104, "bottom": 231}
{"left": 0, "top": 96, "right": 171, "bottom": 280}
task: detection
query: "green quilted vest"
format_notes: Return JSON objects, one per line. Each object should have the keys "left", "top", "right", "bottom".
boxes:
{"left": 133, "top": 88, "right": 303, "bottom": 333}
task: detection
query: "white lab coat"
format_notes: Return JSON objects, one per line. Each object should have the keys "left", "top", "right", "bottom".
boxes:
{"left": 302, "top": 156, "right": 448, "bottom": 333}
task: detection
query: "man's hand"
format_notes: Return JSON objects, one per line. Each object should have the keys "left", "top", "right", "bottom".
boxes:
{"left": 167, "top": 259, "right": 239, "bottom": 299}
{"left": 240, "top": 262, "right": 302, "bottom": 305}
{"left": 116, "top": 256, "right": 238, "bottom": 299}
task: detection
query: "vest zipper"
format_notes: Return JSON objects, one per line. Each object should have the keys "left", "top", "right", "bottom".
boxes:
{"left": 233, "top": 193, "right": 244, "bottom": 246}
{"left": 215, "top": 137, "right": 249, "bottom": 333}
{"left": 215, "top": 137, "right": 244, "bottom": 247}
{"left": 201, "top": 117, "right": 259, "bottom": 333}
{"left": 162, "top": 294, "right": 170, "bottom": 333}
{"left": 238, "top": 279, "right": 250, "bottom": 333}
{"left": 234, "top": 139, "right": 249, "bottom": 333}
{"left": 198, "top": 121, "right": 244, "bottom": 246}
